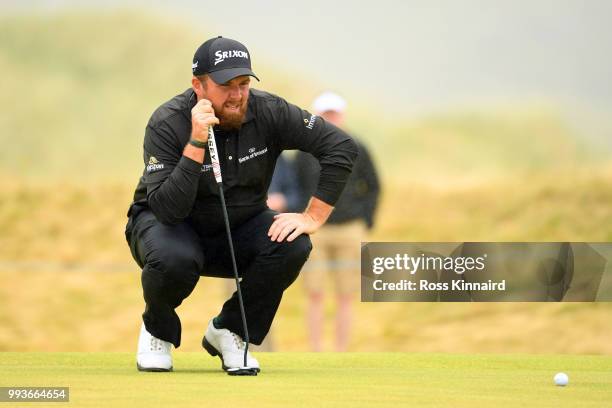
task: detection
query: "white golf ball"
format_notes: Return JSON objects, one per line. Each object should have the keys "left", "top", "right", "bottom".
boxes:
{"left": 554, "top": 372, "right": 569, "bottom": 386}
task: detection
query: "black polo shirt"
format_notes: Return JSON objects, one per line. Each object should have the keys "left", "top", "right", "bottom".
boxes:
{"left": 128, "top": 88, "right": 358, "bottom": 236}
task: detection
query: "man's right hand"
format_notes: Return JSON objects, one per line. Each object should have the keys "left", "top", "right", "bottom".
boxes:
{"left": 191, "top": 99, "right": 219, "bottom": 142}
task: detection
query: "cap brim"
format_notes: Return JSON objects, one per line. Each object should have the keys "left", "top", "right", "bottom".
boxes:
{"left": 209, "top": 68, "right": 260, "bottom": 84}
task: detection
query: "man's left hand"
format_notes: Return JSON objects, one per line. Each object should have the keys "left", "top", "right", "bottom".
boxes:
{"left": 268, "top": 213, "right": 320, "bottom": 242}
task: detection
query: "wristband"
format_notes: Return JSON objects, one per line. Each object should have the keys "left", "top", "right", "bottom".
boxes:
{"left": 189, "top": 138, "right": 207, "bottom": 149}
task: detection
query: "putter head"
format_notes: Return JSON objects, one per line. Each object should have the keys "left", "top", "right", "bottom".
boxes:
{"left": 226, "top": 367, "right": 258, "bottom": 376}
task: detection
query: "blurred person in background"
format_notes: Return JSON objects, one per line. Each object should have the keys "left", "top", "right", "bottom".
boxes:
{"left": 267, "top": 153, "right": 301, "bottom": 213}
{"left": 295, "top": 92, "right": 380, "bottom": 351}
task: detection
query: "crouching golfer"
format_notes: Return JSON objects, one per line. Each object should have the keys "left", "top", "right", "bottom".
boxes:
{"left": 124, "top": 36, "right": 357, "bottom": 373}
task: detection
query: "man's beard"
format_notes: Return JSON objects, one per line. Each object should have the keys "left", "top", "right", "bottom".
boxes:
{"left": 216, "top": 99, "right": 248, "bottom": 131}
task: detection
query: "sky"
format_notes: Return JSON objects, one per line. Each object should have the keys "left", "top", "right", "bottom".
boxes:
{"left": 5, "top": 0, "right": 612, "bottom": 121}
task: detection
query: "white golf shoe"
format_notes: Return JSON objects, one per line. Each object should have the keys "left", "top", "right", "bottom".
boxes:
{"left": 136, "top": 323, "right": 173, "bottom": 372}
{"left": 202, "top": 319, "right": 260, "bottom": 373}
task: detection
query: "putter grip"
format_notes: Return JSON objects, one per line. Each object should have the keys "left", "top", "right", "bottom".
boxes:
{"left": 207, "top": 127, "right": 223, "bottom": 183}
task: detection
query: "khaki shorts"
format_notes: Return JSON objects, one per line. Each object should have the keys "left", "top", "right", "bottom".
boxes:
{"left": 302, "top": 220, "right": 366, "bottom": 296}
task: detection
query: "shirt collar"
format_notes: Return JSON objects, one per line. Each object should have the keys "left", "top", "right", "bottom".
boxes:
{"left": 243, "top": 93, "right": 255, "bottom": 124}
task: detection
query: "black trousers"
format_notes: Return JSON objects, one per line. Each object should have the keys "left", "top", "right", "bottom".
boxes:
{"left": 125, "top": 207, "right": 312, "bottom": 348}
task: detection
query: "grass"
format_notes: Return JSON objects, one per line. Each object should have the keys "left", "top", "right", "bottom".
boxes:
{"left": 2, "top": 168, "right": 612, "bottom": 264}
{"left": 1, "top": 171, "right": 612, "bottom": 354}
{"left": 1, "top": 268, "right": 611, "bottom": 354}
{"left": 0, "top": 352, "right": 611, "bottom": 407}
{"left": 371, "top": 166, "right": 612, "bottom": 241}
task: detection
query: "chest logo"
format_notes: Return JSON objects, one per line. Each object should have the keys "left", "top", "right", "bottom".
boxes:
{"left": 239, "top": 147, "right": 268, "bottom": 164}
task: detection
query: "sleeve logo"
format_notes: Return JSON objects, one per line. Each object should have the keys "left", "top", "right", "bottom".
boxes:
{"left": 146, "top": 156, "right": 165, "bottom": 172}
{"left": 304, "top": 114, "right": 316, "bottom": 130}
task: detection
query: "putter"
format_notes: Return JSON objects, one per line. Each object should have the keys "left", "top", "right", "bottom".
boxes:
{"left": 207, "top": 126, "right": 258, "bottom": 376}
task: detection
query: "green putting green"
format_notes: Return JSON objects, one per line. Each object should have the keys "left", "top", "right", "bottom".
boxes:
{"left": 1, "top": 353, "right": 611, "bottom": 407}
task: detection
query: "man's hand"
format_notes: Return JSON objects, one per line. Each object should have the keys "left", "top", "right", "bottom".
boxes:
{"left": 191, "top": 99, "right": 219, "bottom": 142}
{"left": 268, "top": 213, "right": 320, "bottom": 242}
{"left": 267, "top": 197, "right": 334, "bottom": 242}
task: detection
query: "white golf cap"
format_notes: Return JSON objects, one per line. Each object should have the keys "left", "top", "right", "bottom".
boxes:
{"left": 312, "top": 91, "right": 347, "bottom": 114}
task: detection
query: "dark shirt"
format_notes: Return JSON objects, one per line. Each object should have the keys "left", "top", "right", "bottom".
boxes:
{"left": 267, "top": 153, "right": 301, "bottom": 213}
{"left": 294, "top": 139, "right": 380, "bottom": 229}
{"left": 128, "top": 88, "right": 358, "bottom": 236}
